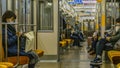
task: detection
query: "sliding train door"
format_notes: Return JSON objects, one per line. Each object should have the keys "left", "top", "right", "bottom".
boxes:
{"left": 37, "top": 0, "right": 59, "bottom": 61}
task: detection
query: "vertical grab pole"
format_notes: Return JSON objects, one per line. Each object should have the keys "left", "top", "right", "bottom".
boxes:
{"left": 0, "top": 0, "right": 3, "bottom": 62}
{"left": 111, "top": 0, "right": 114, "bottom": 32}
{"left": 96, "top": 3, "right": 99, "bottom": 32}
{"left": 101, "top": 0, "right": 106, "bottom": 38}
{"left": 10, "top": 23, "right": 19, "bottom": 67}
{"left": 17, "top": 24, "right": 20, "bottom": 66}
{"left": 14, "top": 0, "right": 20, "bottom": 66}
{"left": 5, "top": 24, "right": 8, "bottom": 61}
{"left": 34, "top": 25, "right": 37, "bottom": 50}
{"left": 114, "top": 0, "right": 116, "bottom": 33}
{"left": 36, "top": 0, "right": 38, "bottom": 50}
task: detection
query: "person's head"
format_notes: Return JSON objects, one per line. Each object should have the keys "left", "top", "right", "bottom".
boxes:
{"left": 2, "top": 10, "right": 16, "bottom": 23}
{"left": 115, "top": 17, "right": 120, "bottom": 32}
{"left": 93, "top": 32, "right": 98, "bottom": 37}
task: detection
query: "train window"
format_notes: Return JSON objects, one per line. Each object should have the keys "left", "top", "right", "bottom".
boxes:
{"left": 37, "top": 0, "right": 53, "bottom": 32}
{"left": 11, "top": 0, "right": 15, "bottom": 12}
{"left": 89, "top": 20, "right": 95, "bottom": 31}
{"left": 106, "top": 2, "right": 119, "bottom": 30}
{"left": 0, "top": 0, "right": 2, "bottom": 18}
{"left": 1, "top": 0, "right": 7, "bottom": 14}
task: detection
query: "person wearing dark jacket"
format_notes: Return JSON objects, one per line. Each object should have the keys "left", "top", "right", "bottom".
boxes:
{"left": 2, "top": 10, "right": 38, "bottom": 68}
{"left": 90, "top": 18, "right": 120, "bottom": 65}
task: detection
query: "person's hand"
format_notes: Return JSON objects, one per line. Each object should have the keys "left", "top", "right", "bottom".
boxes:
{"left": 16, "top": 32, "right": 22, "bottom": 37}
{"left": 106, "top": 37, "right": 111, "bottom": 41}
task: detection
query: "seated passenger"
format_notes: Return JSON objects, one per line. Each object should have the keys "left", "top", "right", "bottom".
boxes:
{"left": 88, "top": 31, "right": 110, "bottom": 55}
{"left": 91, "top": 18, "right": 120, "bottom": 64}
{"left": 71, "top": 29, "right": 84, "bottom": 47}
{"left": 2, "top": 10, "right": 39, "bottom": 68}
{"left": 88, "top": 32, "right": 99, "bottom": 55}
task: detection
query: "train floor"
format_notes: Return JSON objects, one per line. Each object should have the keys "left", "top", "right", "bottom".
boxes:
{"left": 35, "top": 41, "right": 114, "bottom": 68}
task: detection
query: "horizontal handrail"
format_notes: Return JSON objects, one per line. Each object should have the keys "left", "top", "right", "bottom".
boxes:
{"left": 1, "top": 23, "right": 18, "bottom": 25}
{"left": 112, "top": 24, "right": 120, "bottom": 26}
{"left": 1, "top": 23, "right": 36, "bottom": 26}
{"left": 18, "top": 24, "right": 36, "bottom": 26}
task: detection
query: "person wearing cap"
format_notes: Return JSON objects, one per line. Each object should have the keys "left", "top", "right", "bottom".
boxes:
{"left": 90, "top": 17, "right": 120, "bottom": 65}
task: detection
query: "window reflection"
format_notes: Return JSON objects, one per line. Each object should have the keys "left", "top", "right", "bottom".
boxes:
{"left": 38, "top": 0, "right": 53, "bottom": 31}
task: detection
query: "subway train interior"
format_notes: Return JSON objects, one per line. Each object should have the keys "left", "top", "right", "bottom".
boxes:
{"left": 0, "top": 0, "right": 120, "bottom": 68}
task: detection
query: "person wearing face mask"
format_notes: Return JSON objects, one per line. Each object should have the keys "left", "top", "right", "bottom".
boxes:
{"left": 90, "top": 17, "right": 120, "bottom": 65}
{"left": 2, "top": 10, "right": 39, "bottom": 68}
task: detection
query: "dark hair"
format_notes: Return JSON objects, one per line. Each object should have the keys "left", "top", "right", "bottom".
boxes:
{"left": 116, "top": 17, "right": 120, "bottom": 23}
{"left": 2, "top": 10, "right": 16, "bottom": 22}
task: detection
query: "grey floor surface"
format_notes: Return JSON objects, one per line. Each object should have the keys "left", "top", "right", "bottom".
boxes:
{"left": 35, "top": 42, "right": 114, "bottom": 68}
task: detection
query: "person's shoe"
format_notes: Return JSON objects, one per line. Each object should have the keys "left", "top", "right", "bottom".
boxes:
{"left": 28, "top": 64, "right": 35, "bottom": 68}
{"left": 90, "top": 58, "right": 102, "bottom": 65}
{"left": 91, "top": 57, "right": 102, "bottom": 62}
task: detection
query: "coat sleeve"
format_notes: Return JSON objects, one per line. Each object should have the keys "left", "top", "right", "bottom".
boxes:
{"left": 2, "top": 29, "right": 17, "bottom": 47}
{"left": 7, "top": 34, "right": 17, "bottom": 46}
{"left": 110, "top": 29, "right": 120, "bottom": 42}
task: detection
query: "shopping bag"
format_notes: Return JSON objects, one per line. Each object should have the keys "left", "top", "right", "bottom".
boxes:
{"left": 24, "top": 31, "right": 35, "bottom": 52}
